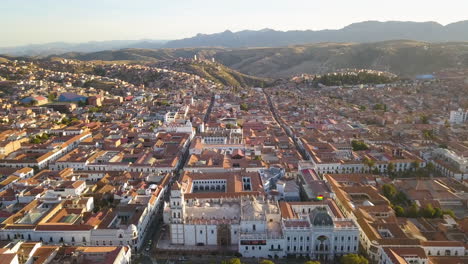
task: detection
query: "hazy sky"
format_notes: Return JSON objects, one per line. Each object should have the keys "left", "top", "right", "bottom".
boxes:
{"left": 1, "top": 0, "right": 467, "bottom": 47}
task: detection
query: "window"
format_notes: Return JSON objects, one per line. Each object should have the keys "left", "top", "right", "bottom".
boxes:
{"left": 211, "top": 230, "right": 214, "bottom": 234}
{"left": 253, "top": 224, "right": 256, "bottom": 231}
{"left": 200, "top": 230, "right": 203, "bottom": 234}
{"left": 245, "top": 246, "right": 248, "bottom": 250}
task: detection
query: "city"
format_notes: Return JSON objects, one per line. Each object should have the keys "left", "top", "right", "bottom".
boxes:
{"left": 0, "top": 1, "right": 467, "bottom": 264}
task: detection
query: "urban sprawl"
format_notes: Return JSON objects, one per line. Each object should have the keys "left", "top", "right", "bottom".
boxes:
{"left": 0, "top": 58, "right": 466, "bottom": 264}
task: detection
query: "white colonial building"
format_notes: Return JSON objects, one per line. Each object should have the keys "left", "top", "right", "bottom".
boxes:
{"left": 164, "top": 172, "right": 359, "bottom": 261}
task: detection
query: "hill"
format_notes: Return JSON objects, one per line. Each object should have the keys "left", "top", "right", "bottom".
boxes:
{"left": 153, "top": 60, "right": 271, "bottom": 87}
{"left": 56, "top": 41, "right": 468, "bottom": 78}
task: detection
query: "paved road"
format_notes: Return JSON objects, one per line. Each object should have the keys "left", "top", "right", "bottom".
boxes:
{"left": 138, "top": 93, "right": 217, "bottom": 261}
{"left": 263, "top": 89, "right": 309, "bottom": 160}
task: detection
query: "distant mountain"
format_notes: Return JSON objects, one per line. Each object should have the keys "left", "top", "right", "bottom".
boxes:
{"left": 164, "top": 21, "right": 468, "bottom": 48}
{"left": 56, "top": 41, "right": 468, "bottom": 78}
{"left": 2, "top": 20, "right": 468, "bottom": 57}
{"left": 0, "top": 40, "right": 167, "bottom": 57}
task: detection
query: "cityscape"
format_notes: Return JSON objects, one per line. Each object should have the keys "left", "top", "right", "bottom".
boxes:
{"left": 0, "top": 1, "right": 467, "bottom": 264}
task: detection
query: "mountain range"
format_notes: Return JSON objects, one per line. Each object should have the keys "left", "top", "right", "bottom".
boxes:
{"left": 0, "top": 40, "right": 167, "bottom": 57}
{"left": 163, "top": 20, "right": 468, "bottom": 48}
{"left": 2, "top": 20, "right": 468, "bottom": 56}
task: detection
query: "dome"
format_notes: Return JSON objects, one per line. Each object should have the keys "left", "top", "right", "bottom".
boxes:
{"left": 310, "top": 207, "right": 333, "bottom": 226}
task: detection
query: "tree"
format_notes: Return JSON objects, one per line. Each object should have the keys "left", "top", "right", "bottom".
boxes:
{"left": 30, "top": 137, "right": 41, "bottom": 144}
{"left": 240, "top": 103, "right": 248, "bottom": 111}
{"left": 433, "top": 207, "right": 443, "bottom": 218}
{"left": 422, "top": 130, "right": 434, "bottom": 140}
{"left": 78, "top": 100, "right": 87, "bottom": 107}
{"left": 222, "top": 258, "right": 242, "bottom": 264}
{"left": 340, "top": 254, "right": 369, "bottom": 264}
{"left": 305, "top": 261, "right": 320, "bottom": 264}
{"left": 363, "top": 157, "right": 375, "bottom": 172}
{"left": 394, "top": 206, "right": 405, "bottom": 217}
{"left": 407, "top": 203, "right": 420, "bottom": 218}
{"left": 260, "top": 260, "right": 274, "bottom": 264}
{"left": 420, "top": 115, "right": 429, "bottom": 124}
{"left": 373, "top": 103, "right": 385, "bottom": 111}
{"left": 387, "top": 162, "right": 395, "bottom": 174}
{"left": 421, "top": 204, "right": 436, "bottom": 218}
{"left": 382, "top": 184, "right": 397, "bottom": 199}
{"left": 442, "top": 209, "right": 455, "bottom": 218}
{"left": 426, "top": 162, "right": 435, "bottom": 172}
{"left": 351, "top": 140, "right": 369, "bottom": 151}
{"left": 411, "top": 161, "right": 420, "bottom": 171}
{"left": 47, "top": 93, "right": 57, "bottom": 102}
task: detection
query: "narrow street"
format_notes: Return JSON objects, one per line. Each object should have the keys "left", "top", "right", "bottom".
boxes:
{"left": 263, "top": 89, "right": 309, "bottom": 160}
{"left": 137, "top": 93, "right": 217, "bottom": 263}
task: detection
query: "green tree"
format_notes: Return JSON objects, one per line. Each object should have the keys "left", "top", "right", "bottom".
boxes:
{"left": 30, "top": 137, "right": 41, "bottom": 144}
{"left": 411, "top": 161, "right": 420, "bottom": 171}
{"left": 420, "top": 115, "right": 429, "bottom": 124}
{"left": 351, "top": 140, "right": 369, "bottom": 151}
{"left": 394, "top": 206, "right": 405, "bottom": 217}
{"left": 426, "top": 162, "right": 435, "bottom": 172}
{"left": 387, "top": 162, "right": 395, "bottom": 174}
{"left": 240, "top": 103, "right": 249, "bottom": 111}
{"left": 47, "top": 93, "right": 57, "bottom": 102}
{"left": 305, "top": 262, "right": 320, "bottom": 264}
{"left": 433, "top": 207, "right": 443, "bottom": 218}
{"left": 363, "top": 157, "right": 375, "bottom": 172}
{"left": 222, "top": 258, "right": 242, "bottom": 264}
{"left": 407, "top": 203, "right": 420, "bottom": 218}
{"left": 421, "top": 204, "right": 436, "bottom": 218}
{"left": 382, "top": 184, "right": 397, "bottom": 199}
{"left": 442, "top": 209, "right": 455, "bottom": 218}
{"left": 340, "top": 254, "right": 369, "bottom": 264}
{"left": 373, "top": 103, "right": 385, "bottom": 111}
{"left": 260, "top": 260, "right": 274, "bottom": 264}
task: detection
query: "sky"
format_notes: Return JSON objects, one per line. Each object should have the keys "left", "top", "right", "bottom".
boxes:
{"left": 1, "top": 0, "right": 467, "bottom": 47}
